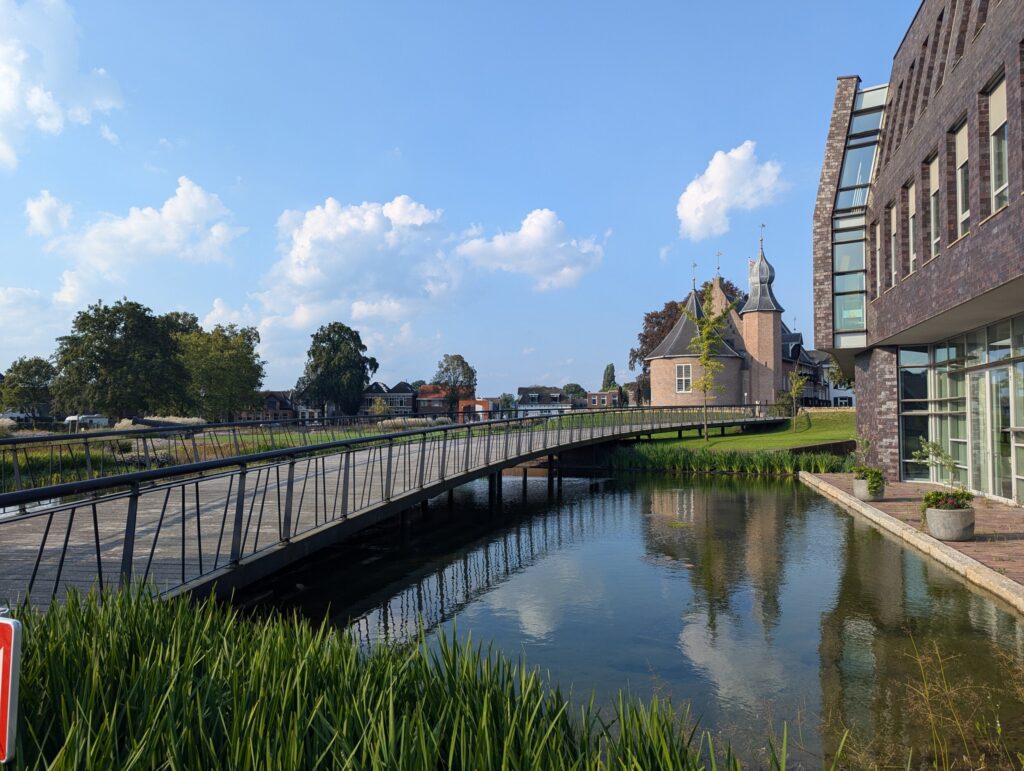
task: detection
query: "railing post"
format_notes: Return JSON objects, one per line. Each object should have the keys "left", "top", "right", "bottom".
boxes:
{"left": 485, "top": 427, "right": 492, "bottom": 465}
{"left": 464, "top": 426, "right": 472, "bottom": 472}
{"left": 341, "top": 452, "right": 350, "bottom": 518}
{"left": 417, "top": 434, "right": 427, "bottom": 489}
{"left": 281, "top": 456, "right": 296, "bottom": 541}
{"left": 141, "top": 436, "right": 152, "bottom": 469}
{"left": 11, "top": 447, "right": 22, "bottom": 492}
{"left": 229, "top": 464, "right": 248, "bottom": 566}
{"left": 440, "top": 430, "right": 448, "bottom": 479}
{"left": 83, "top": 437, "right": 94, "bottom": 479}
{"left": 120, "top": 481, "right": 140, "bottom": 584}
{"left": 385, "top": 440, "right": 394, "bottom": 501}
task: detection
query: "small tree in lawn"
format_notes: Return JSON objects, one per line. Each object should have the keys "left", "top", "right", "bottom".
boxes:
{"left": 601, "top": 364, "right": 617, "bottom": 391}
{"left": 370, "top": 397, "right": 389, "bottom": 416}
{"left": 786, "top": 372, "right": 808, "bottom": 431}
{"left": 684, "top": 285, "right": 739, "bottom": 441}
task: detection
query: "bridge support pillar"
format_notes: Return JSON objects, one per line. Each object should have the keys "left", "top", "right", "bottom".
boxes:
{"left": 447, "top": 488, "right": 455, "bottom": 509}
{"left": 721, "top": 426, "right": 725, "bottom": 436}
{"left": 420, "top": 499, "right": 429, "bottom": 520}
{"left": 495, "top": 473, "right": 503, "bottom": 504}
{"left": 522, "top": 467, "right": 528, "bottom": 499}
{"left": 547, "top": 455, "right": 555, "bottom": 496}
{"left": 487, "top": 473, "right": 497, "bottom": 512}
{"left": 557, "top": 456, "right": 563, "bottom": 492}
{"left": 400, "top": 509, "right": 410, "bottom": 545}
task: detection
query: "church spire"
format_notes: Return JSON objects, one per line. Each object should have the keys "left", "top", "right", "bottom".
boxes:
{"left": 739, "top": 235, "right": 784, "bottom": 315}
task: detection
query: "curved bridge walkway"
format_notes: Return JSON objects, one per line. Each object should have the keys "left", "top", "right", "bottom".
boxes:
{"left": 0, "top": 406, "right": 783, "bottom": 608}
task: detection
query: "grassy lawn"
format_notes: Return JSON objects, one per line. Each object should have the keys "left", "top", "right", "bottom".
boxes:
{"left": 645, "top": 409, "right": 856, "bottom": 451}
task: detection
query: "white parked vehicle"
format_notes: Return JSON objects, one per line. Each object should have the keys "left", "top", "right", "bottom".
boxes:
{"left": 64, "top": 414, "right": 113, "bottom": 432}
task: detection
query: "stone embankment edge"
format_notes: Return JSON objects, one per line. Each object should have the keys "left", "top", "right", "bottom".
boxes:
{"left": 799, "top": 471, "right": 1024, "bottom": 616}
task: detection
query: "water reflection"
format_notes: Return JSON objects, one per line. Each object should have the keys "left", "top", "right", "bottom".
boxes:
{"left": 243, "top": 475, "right": 1024, "bottom": 761}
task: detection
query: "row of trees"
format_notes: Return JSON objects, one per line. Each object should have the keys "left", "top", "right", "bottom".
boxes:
{"left": 0, "top": 299, "right": 266, "bottom": 422}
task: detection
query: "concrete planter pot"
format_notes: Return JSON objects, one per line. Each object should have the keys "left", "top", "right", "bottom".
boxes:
{"left": 925, "top": 507, "right": 975, "bottom": 541}
{"left": 852, "top": 479, "right": 884, "bottom": 502}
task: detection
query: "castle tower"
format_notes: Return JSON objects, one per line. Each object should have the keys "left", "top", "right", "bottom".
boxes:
{"left": 740, "top": 241, "right": 784, "bottom": 406}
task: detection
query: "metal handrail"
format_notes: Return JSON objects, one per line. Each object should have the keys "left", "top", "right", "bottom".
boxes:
{"left": 0, "top": 403, "right": 787, "bottom": 606}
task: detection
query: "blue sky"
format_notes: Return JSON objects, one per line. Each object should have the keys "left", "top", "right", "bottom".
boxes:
{"left": 1, "top": 0, "right": 915, "bottom": 396}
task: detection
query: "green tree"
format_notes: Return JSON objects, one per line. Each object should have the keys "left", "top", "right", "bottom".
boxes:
{"left": 52, "top": 299, "right": 188, "bottom": 419}
{"left": 498, "top": 392, "right": 517, "bottom": 417}
{"left": 825, "top": 355, "right": 854, "bottom": 390}
{"left": 370, "top": 396, "right": 389, "bottom": 416}
{"left": 294, "top": 323, "right": 379, "bottom": 416}
{"left": 684, "top": 285, "right": 740, "bottom": 441}
{"left": 410, "top": 379, "right": 426, "bottom": 389}
{"left": 698, "top": 277, "right": 744, "bottom": 302}
{"left": 786, "top": 372, "right": 809, "bottom": 431}
{"left": 1, "top": 356, "right": 57, "bottom": 422}
{"left": 628, "top": 300, "right": 685, "bottom": 405}
{"left": 178, "top": 325, "right": 266, "bottom": 421}
{"left": 432, "top": 354, "right": 477, "bottom": 414}
{"left": 601, "top": 363, "right": 617, "bottom": 391}
{"left": 562, "top": 383, "right": 586, "bottom": 399}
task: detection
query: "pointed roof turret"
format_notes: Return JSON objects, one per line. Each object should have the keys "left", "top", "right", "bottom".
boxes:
{"left": 739, "top": 240, "right": 784, "bottom": 315}
{"left": 645, "top": 288, "right": 741, "bottom": 361}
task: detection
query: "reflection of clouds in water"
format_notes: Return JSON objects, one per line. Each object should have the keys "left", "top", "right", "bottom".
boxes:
{"left": 479, "top": 555, "right": 607, "bottom": 640}
{"left": 678, "top": 612, "right": 786, "bottom": 711}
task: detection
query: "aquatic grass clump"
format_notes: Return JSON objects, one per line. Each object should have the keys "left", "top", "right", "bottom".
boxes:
{"left": 8, "top": 589, "right": 759, "bottom": 770}
{"left": 610, "top": 445, "right": 854, "bottom": 476}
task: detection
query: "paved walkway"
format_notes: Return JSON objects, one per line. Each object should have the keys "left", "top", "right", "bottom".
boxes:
{"left": 805, "top": 473, "right": 1024, "bottom": 612}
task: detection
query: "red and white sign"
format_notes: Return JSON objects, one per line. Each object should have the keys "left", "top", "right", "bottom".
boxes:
{"left": 0, "top": 616, "right": 21, "bottom": 764}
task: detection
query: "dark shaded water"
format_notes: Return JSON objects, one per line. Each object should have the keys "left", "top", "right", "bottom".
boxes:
{"left": 242, "top": 475, "right": 1024, "bottom": 764}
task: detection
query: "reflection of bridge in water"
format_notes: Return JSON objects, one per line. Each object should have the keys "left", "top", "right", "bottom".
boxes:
{"left": 348, "top": 488, "right": 626, "bottom": 646}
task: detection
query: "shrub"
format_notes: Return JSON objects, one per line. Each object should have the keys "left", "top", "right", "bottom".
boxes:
{"left": 921, "top": 488, "right": 973, "bottom": 513}
{"left": 0, "top": 417, "right": 16, "bottom": 437}
{"left": 852, "top": 466, "right": 885, "bottom": 496}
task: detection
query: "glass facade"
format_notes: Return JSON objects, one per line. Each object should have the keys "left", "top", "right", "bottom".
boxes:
{"left": 898, "top": 311, "right": 1024, "bottom": 502}
{"left": 831, "top": 84, "right": 886, "bottom": 349}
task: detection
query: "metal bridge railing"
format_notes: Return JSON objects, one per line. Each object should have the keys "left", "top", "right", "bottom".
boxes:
{"left": 0, "top": 404, "right": 783, "bottom": 606}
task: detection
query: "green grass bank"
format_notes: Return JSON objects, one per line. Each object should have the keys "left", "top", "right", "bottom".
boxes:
{"left": 8, "top": 590, "right": 789, "bottom": 770}
{"left": 647, "top": 410, "right": 855, "bottom": 451}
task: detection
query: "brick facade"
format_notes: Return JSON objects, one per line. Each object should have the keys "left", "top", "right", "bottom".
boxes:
{"left": 649, "top": 356, "right": 744, "bottom": 407}
{"left": 854, "top": 347, "right": 900, "bottom": 480}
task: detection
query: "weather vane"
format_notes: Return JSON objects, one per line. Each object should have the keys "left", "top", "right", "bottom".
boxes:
{"left": 691, "top": 260, "right": 698, "bottom": 290}
{"left": 714, "top": 250, "right": 722, "bottom": 276}
{"left": 760, "top": 223, "right": 766, "bottom": 250}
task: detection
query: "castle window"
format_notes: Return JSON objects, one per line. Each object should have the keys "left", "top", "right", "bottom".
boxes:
{"left": 675, "top": 364, "right": 692, "bottom": 393}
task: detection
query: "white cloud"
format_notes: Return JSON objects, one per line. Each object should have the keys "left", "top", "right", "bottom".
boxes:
{"left": 25, "top": 189, "right": 71, "bottom": 236}
{"left": 676, "top": 140, "right": 783, "bottom": 241}
{"left": 351, "top": 296, "right": 407, "bottom": 321}
{"left": 202, "top": 297, "right": 257, "bottom": 328}
{"left": 49, "top": 176, "right": 245, "bottom": 304}
{"left": 99, "top": 123, "right": 118, "bottom": 145}
{"left": 0, "top": 286, "right": 63, "bottom": 364}
{"left": 455, "top": 208, "right": 603, "bottom": 290}
{"left": 0, "top": 0, "right": 121, "bottom": 170}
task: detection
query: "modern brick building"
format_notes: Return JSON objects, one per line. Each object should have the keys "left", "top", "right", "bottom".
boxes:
{"left": 645, "top": 250, "right": 825, "bottom": 409}
{"left": 813, "top": 0, "right": 1024, "bottom": 502}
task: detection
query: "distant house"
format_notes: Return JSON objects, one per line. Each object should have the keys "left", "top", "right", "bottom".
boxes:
{"left": 807, "top": 351, "right": 855, "bottom": 407}
{"left": 240, "top": 391, "right": 322, "bottom": 422}
{"left": 516, "top": 386, "right": 572, "bottom": 418}
{"left": 586, "top": 391, "right": 621, "bottom": 409}
{"left": 457, "top": 398, "right": 499, "bottom": 422}
{"left": 415, "top": 384, "right": 476, "bottom": 416}
{"left": 359, "top": 381, "right": 416, "bottom": 415}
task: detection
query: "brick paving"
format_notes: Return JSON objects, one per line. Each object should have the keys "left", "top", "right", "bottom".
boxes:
{"left": 816, "top": 473, "right": 1024, "bottom": 587}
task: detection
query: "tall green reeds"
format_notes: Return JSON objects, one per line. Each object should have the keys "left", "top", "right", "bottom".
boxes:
{"left": 610, "top": 445, "right": 854, "bottom": 476}
{"left": 9, "top": 589, "right": 763, "bottom": 770}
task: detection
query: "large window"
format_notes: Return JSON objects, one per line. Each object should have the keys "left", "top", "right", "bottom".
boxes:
{"left": 675, "top": 364, "right": 692, "bottom": 393}
{"left": 907, "top": 182, "right": 917, "bottom": 273}
{"left": 989, "top": 78, "right": 1009, "bottom": 212}
{"left": 929, "top": 157, "right": 940, "bottom": 258}
{"left": 899, "top": 347, "right": 930, "bottom": 481}
{"left": 889, "top": 205, "right": 898, "bottom": 287}
{"left": 954, "top": 122, "right": 970, "bottom": 238}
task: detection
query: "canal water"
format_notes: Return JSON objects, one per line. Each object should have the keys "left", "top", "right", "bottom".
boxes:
{"left": 242, "top": 475, "right": 1024, "bottom": 764}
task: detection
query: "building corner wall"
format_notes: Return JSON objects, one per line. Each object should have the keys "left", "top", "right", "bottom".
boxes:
{"left": 743, "top": 311, "right": 782, "bottom": 405}
{"left": 813, "top": 76, "right": 860, "bottom": 354}
{"left": 854, "top": 347, "right": 899, "bottom": 480}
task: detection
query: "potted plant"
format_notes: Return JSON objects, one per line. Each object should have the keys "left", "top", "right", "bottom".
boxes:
{"left": 851, "top": 465, "right": 885, "bottom": 501}
{"left": 920, "top": 488, "right": 975, "bottom": 541}
{"left": 912, "top": 440, "right": 975, "bottom": 541}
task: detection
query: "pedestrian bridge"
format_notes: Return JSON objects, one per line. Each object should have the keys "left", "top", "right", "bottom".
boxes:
{"left": 0, "top": 406, "right": 785, "bottom": 607}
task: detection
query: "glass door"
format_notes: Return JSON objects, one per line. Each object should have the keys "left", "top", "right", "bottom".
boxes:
{"left": 990, "top": 368, "right": 1013, "bottom": 500}
{"left": 969, "top": 372, "right": 990, "bottom": 495}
